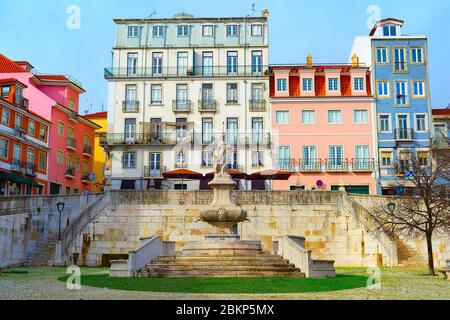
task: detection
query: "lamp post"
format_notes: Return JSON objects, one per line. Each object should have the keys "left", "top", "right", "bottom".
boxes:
{"left": 56, "top": 202, "right": 65, "bottom": 241}
{"left": 387, "top": 202, "right": 396, "bottom": 214}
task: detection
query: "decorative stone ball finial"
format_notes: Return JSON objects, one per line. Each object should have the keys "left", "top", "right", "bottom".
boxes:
{"left": 306, "top": 53, "right": 313, "bottom": 67}
{"left": 352, "top": 54, "right": 359, "bottom": 67}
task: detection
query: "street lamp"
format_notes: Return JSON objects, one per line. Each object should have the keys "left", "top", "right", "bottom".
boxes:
{"left": 56, "top": 202, "right": 65, "bottom": 241}
{"left": 387, "top": 202, "right": 396, "bottom": 214}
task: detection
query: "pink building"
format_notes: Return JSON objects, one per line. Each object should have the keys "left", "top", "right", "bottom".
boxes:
{"left": 270, "top": 58, "right": 377, "bottom": 194}
{"left": 0, "top": 54, "right": 101, "bottom": 195}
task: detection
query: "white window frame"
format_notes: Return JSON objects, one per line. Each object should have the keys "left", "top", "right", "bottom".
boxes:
{"left": 276, "top": 78, "right": 287, "bottom": 92}
{"left": 301, "top": 110, "right": 316, "bottom": 125}
{"left": 177, "top": 25, "right": 189, "bottom": 37}
{"left": 378, "top": 113, "right": 392, "bottom": 133}
{"left": 414, "top": 113, "right": 428, "bottom": 132}
{"left": 411, "top": 47, "right": 424, "bottom": 64}
{"left": 412, "top": 81, "right": 426, "bottom": 98}
{"left": 302, "top": 78, "right": 313, "bottom": 92}
{"left": 376, "top": 47, "right": 389, "bottom": 64}
{"left": 275, "top": 110, "right": 290, "bottom": 125}
{"left": 0, "top": 138, "right": 8, "bottom": 159}
{"left": 354, "top": 77, "right": 365, "bottom": 91}
{"left": 251, "top": 24, "right": 263, "bottom": 36}
{"left": 226, "top": 24, "right": 238, "bottom": 37}
{"left": 127, "top": 26, "right": 140, "bottom": 38}
{"left": 353, "top": 109, "right": 369, "bottom": 124}
{"left": 328, "top": 77, "right": 339, "bottom": 91}
{"left": 150, "top": 84, "right": 162, "bottom": 105}
{"left": 153, "top": 25, "right": 165, "bottom": 37}
{"left": 327, "top": 110, "right": 343, "bottom": 124}
{"left": 380, "top": 149, "right": 393, "bottom": 168}
{"left": 123, "top": 152, "right": 136, "bottom": 169}
{"left": 202, "top": 25, "right": 214, "bottom": 37}
{"left": 377, "top": 81, "right": 390, "bottom": 98}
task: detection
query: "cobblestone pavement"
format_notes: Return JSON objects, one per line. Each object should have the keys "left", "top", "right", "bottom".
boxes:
{"left": 0, "top": 267, "right": 449, "bottom": 300}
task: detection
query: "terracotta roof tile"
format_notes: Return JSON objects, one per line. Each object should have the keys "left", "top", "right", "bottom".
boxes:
{"left": 0, "top": 54, "right": 28, "bottom": 73}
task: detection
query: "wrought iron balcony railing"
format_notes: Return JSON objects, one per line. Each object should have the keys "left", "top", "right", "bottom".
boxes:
{"left": 249, "top": 99, "right": 266, "bottom": 112}
{"left": 352, "top": 158, "right": 375, "bottom": 172}
{"left": 432, "top": 137, "right": 449, "bottom": 149}
{"left": 275, "top": 158, "right": 296, "bottom": 171}
{"left": 100, "top": 133, "right": 193, "bottom": 146}
{"left": 104, "top": 65, "right": 269, "bottom": 79}
{"left": 82, "top": 172, "right": 91, "bottom": 182}
{"left": 67, "top": 137, "right": 77, "bottom": 150}
{"left": 122, "top": 100, "right": 140, "bottom": 112}
{"left": 198, "top": 99, "right": 217, "bottom": 113}
{"left": 298, "top": 159, "right": 322, "bottom": 172}
{"left": 144, "top": 166, "right": 167, "bottom": 178}
{"left": 395, "top": 129, "right": 414, "bottom": 141}
{"left": 83, "top": 144, "right": 93, "bottom": 156}
{"left": 326, "top": 159, "right": 349, "bottom": 172}
{"left": 65, "top": 166, "right": 75, "bottom": 178}
{"left": 68, "top": 111, "right": 78, "bottom": 122}
{"left": 172, "top": 100, "right": 192, "bottom": 113}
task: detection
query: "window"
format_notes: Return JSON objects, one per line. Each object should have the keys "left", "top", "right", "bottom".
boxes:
{"left": 38, "top": 152, "right": 47, "bottom": 172}
{"left": 175, "top": 84, "right": 188, "bottom": 110}
{"left": 202, "top": 52, "right": 213, "bottom": 76}
{"left": 411, "top": 48, "right": 424, "bottom": 63}
{"left": 251, "top": 83, "right": 263, "bottom": 108}
{"left": 227, "top": 51, "right": 238, "bottom": 75}
{"left": 380, "top": 151, "right": 392, "bottom": 167}
{"left": 251, "top": 24, "right": 263, "bottom": 36}
{"left": 395, "top": 81, "right": 408, "bottom": 105}
{"left": 354, "top": 78, "right": 364, "bottom": 91}
{"left": 418, "top": 151, "right": 429, "bottom": 167}
{"left": 1, "top": 108, "right": 10, "bottom": 124}
{"left": 68, "top": 99, "right": 75, "bottom": 110}
{"left": 413, "top": 81, "right": 425, "bottom": 97}
{"left": 355, "top": 145, "right": 370, "bottom": 161}
{"left": 252, "top": 117, "right": 263, "bottom": 144}
{"left": 252, "top": 151, "right": 264, "bottom": 167}
{"left": 202, "top": 118, "right": 213, "bottom": 144}
{"left": 275, "top": 111, "right": 289, "bottom": 124}
{"left": 202, "top": 151, "right": 213, "bottom": 167}
{"left": 0, "top": 138, "right": 8, "bottom": 158}
{"left": 15, "top": 113, "right": 23, "bottom": 129}
{"left": 415, "top": 114, "right": 427, "bottom": 131}
{"left": 39, "top": 126, "right": 47, "bottom": 141}
{"left": 226, "top": 118, "right": 238, "bottom": 145}
{"left": 353, "top": 110, "right": 369, "bottom": 124}
{"left": 56, "top": 150, "right": 64, "bottom": 165}
{"left": 74, "top": 157, "right": 80, "bottom": 172}
{"left": 128, "top": 26, "right": 140, "bottom": 37}
{"left": 328, "top": 78, "right": 339, "bottom": 91}
{"left": 276, "top": 146, "right": 291, "bottom": 169}
{"left": 202, "top": 25, "right": 214, "bottom": 37}
{"left": 302, "top": 146, "right": 317, "bottom": 166}
{"left": 302, "top": 78, "right": 313, "bottom": 92}
{"left": 28, "top": 120, "right": 35, "bottom": 136}
{"left": 227, "top": 25, "right": 237, "bottom": 37}
{"left": 123, "top": 152, "right": 135, "bottom": 168}
{"left": 15, "top": 86, "right": 23, "bottom": 105}
{"left": 57, "top": 122, "right": 64, "bottom": 136}
{"left": 151, "top": 84, "right": 162, "bottom": 104}
{"left": 251, "top": 51, "right": 263, "bottom": 74}
{"left": 124, "top": 118, "right": 136, "bottom": 139}
{"left": 377, "top": 81, "right": 390, "bottom": 97}
{"left": 65, "top": 186, "right": 71, "bottom": 195}
{"left": 1, "top": 85, "right": 10, "bottom": 98}
{"left": 276, "top": 79, "right": 287, "bottom": 92}
{"left": 376, "top": 47, "right": 388, "bottom": 64}
{"left": 329, "top": 145, "right": 343, "bottom": 166}
{"left": 383, "top": 25, "right": 397, "bottom": 36}
{"left": 228, "top": 151, "right": 238, "bottom": 170}
{"left": 394, "top": 47, "right": 407, "bottom": 71}
{"left": 226, "top": 83, "right": 238, "bottom": 104}
{"left": 177, "top": 51, "right": 188, "bottom": 76}
{"left": 152, "top": 52, "right": 163, "bottom": 75}
{"left": 176, "top": 150, "right": 186, "bottom": 167}
{"left": 127, "top": 53, "right": 138, "bottom": 76}
{"left": 177, "top": 25, "right": 189, "bottom": 37}
{"left": 83, "top": 159, "right": 88, "bottom": 174}
{"left": 379, "top": 115, "right": 391, "bottom": 132}
{"left": 153, "top": 25, "right": 164, "bottom": 37}
{"left": 301, "top": 110, "right": 316, "bottom": 124}
{"left": 328, "top": 110, "right": 342, "bottom": 124}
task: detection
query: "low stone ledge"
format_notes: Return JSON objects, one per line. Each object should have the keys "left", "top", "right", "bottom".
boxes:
{"left": 437, "top": 269, "right": 450, "bottom": 280}
{"left": 109, "top": 259, "right": 131, "bottom": 277}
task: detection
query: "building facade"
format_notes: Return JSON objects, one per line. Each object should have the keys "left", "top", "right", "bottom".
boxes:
{"left": 0, "top": 54, "right": 100, "bottom": 195}
{"left": 0, "top": 78, "right": 51, "bottom": 195}
{"left": 431, "top": 108, "right": 449, "bottom": 158}
{"left": 85, "top": 111, "right": 108, "bottom": 193}
{"left": 350, "top": 19, "right": 433, "bottom": 195}
{"left": 104, "top": 11, "right": 272, "bottom": 190}
{"left": 269, "top": 57, "right": 377, "bottom": 194}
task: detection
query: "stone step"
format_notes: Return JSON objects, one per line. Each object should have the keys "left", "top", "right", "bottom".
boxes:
{"left": 156, "top": 255, "right": 284, "bottom": 262}
{"left": 148, "top": 260, "right": 293, "bottom": 267}
{"left": 138, "top": 270, "right": 306, "bottom": 278}
{"left": 145, "top": 265, "right": 298, "bottom": 272}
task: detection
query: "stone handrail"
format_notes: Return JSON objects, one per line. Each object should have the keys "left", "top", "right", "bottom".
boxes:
{"left": 128, "top": 236, "right": 164, "bottom": 276}
{"left": 342, "top": 192, "right": 397, "bottom": 266}
{"left": 62, "top": 192, "right": 111, "bottom": 254}
{"left": 279, "top": 236, "right": 313, "bottom": 278}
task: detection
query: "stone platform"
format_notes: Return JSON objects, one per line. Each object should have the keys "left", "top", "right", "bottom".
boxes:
{"left": 137, "top": 239, "right": 305, "bottom": 278}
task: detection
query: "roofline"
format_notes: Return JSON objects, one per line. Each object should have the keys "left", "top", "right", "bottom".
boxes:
{"left": 31, "top": 75, "right": 86, "bottom": 93}
{"left": 113, "top": 16, "right": 267, "bottom": 24}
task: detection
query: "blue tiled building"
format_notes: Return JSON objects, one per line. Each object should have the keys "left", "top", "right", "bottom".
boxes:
{"left": 351, "top": 18, "right": 433, "bottom": 195}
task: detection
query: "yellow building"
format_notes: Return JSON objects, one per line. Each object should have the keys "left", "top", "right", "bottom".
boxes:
{"left": 85, "top": 112, "right": 107, "bottom": 193}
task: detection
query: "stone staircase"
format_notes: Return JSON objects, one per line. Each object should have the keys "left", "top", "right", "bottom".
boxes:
{"left": 396, "top": 239, "right": 427, "bottom": 266}
{"left": 28, "top": 236, "right": 59, "bottom": 266}
{"left": 136, "top": 239, "right": 305, "bottom": 278}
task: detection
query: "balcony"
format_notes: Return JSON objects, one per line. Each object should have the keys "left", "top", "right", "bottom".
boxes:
{"left": 83, "top": 144, "right": 93, "bottom": 157}
{"left": 395, "top": 129, "right": 414, "bottom": 142}
{"left": 68, "top": 111, "right": 78, "bottom": 122}
{"left": 432, "top": 137, "right": 449, "bottom": 149}
{"left": 249, "top": 99, "right": 266, "bottom": 112}
{"left": 101, "top": 133, "right": 192, "bottom": 146}
{"left": 275, "top": 159, "right": 295, "bottom": 171}
{"left": 198, "top": 99, "right": 217, "bottom": 113}
{"left": 82, "top": 172, "right": 91, "bottom": 183}
{"left": 298, "top": 159, "right": 322, "bottom": 172}
{"left": 65, "top": 167, "right": 75, "bottom": 178}
{"left": 67, "top": 137, "right": 77, "bottom": 150}
{"left": 14, "top": 126, "right": 26, "bottom": 139}
{"left": 144, "top": 166, "right": 167, "bottom": 179}
{"left": 395, "top": 163, "right": 411, "bottom": 176}
{"left": 352, "top": 158, "right": 375, "bottom": 172}
{"left": 122, "top": 100, "right": 140, "bottom": 113}
{"left": 393, "top": 61, "right": 408, "bottom": 73}
{"left": 175, "top": 162, "right": 188, "bottom": 169}
{"left": 326, "top": 159, "right": 349, "bottom": 172}
{"left": 104, "top": 65, "right": 269, "bottom": 79}
{"left": 11, "top": 159, "right": 22, "bottom": 172}
{"left": 172, "top": 100, "right": 192, "bottom": 113}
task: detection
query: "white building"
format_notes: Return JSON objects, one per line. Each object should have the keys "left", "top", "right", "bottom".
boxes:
{"left": 105, "top": 11, "right": 272, "bottom": 190}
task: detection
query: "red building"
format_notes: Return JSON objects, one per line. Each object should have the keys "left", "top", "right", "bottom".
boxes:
{"left": 0, "top": 78, "right": 51, "bottom": 195}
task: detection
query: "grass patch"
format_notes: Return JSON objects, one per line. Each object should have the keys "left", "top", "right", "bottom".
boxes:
{"left": 58, "top": 274, "right": 369, "bottom": 294}
{"left": 1, "top": 269, "right": 29, "bottom": 275}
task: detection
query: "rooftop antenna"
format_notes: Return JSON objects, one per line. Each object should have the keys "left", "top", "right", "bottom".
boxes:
{"left": 147, "top": 10, "right": 156, "bottom": 18}
{"left": 250, "top": 3, "right": 257, "bottom": 16}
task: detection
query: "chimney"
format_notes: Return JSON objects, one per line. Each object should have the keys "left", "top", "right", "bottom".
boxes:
{"left": 306, "top": 53, "right": 313, "bottom": 67}
{"left": 351, "top": 54, "right": 359, "bottom": 67}
{"left": 14, "top": 61, "right": 34, "bottom": 72}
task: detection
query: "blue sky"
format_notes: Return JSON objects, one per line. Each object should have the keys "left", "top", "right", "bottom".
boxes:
{"left": 1, "top": 0, "right": 449, "bottom": 113}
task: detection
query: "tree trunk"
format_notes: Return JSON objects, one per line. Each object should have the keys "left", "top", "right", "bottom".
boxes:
{"left": 425, "top": 233, "right": 435, "bottom": 276}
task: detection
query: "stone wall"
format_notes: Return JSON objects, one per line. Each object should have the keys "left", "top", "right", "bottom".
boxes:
{"left": 0, "top": 194, "right": 102, "bottom": 268}
{"left": 65, "top": 191, "right": 398, "bottom": 267}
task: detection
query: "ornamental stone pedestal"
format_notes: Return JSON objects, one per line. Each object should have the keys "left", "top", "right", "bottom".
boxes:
{"left": 199, "top": 173, "right": 247, "bottom": 238}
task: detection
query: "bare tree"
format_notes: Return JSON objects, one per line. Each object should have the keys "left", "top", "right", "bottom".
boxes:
{"left": 372, "top": 152, "right": 450, "bottom": 275}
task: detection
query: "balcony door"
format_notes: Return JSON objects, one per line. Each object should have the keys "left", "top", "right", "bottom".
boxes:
{"left": 177, "top": 52, "right": 188, "bottom": 76}
{"left": 251, "top": 51, "right": 263, "bottom": 75}
{"left": 276, "top": 146, "right": 291, "bottom": 170}
{"left": 149, "top": 153, "right": 161, "bottom": 177}
{"left": 397, "top": 115, "right": 409, "bottom": 139}
{"left": 176, "top": 84, "right": 188, "bottom": 110}
{"left": 227, "top": 118, "right": 238, "bottom": 146}
{"left": 175, "top": 118, "right": 187, "bottom": 143}
{"left": 252, "top": 117, "right": 263, "bottom": 144}
{"left": 127, "top": 53, "right": 138, "bottom": 76}
{"left": 125, "top": 85, "right": 137, "bottom": 111}
{"left": 152, "top": 52, "right": 163, "bottom": 76}
{"left": 355, "top": 145, "right": 369, "bottom": 169}
{"left": 13, "top": 144, "right": 21, "bottom": 168}
{"left": 201, "top": 84, "right": 213, "bottom": 107}
{"left": 202, "top": 52, "right": 213, "bottom": 76}
{"left": 227, "top": 51, "right": 237, "bottom": 75}
{"left": 202, "top": 118, "right": 213, "bottom": 144}
{"left": 302, "top": 146, "right": 317, "bottom": 168}
{"left": 124, "top": 118, "right": 136, "bottom": 141}
{"left": 329, "top": 145, "right": 343, "bottom": 167}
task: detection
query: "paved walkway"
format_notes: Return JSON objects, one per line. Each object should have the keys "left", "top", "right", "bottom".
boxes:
{"left": 0, "top": 267, "right": 449, "bottom": 300}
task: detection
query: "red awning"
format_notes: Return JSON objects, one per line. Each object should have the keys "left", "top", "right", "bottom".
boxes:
{"left": 246, "top": 170, "right": 294, "bottom": 181}
{"left": 162, "top": 169, "right": 203, "bottom": 180}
